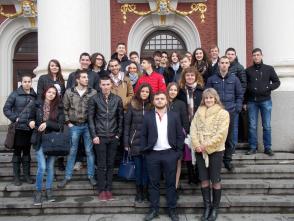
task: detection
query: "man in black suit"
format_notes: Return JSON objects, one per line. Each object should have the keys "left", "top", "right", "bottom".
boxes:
{"left": 141, "top": 92, "right": 184, "bottom": 221}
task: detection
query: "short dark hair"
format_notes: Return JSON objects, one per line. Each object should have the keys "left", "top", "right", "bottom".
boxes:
{"left": 153, "top": 91, "right": 167, "bottom": 100}
{"left": 116, "top": 42, "right": 126, "bottom": 48}
{"left": 252, "top": 48, "right": 263, "bottom": 55}
{"left": 141, "top": 57, "right": 155, "bottom": 67}
{"left": 75, "top": 69, "right": 88, "bottom": 80}
{"left": 219, "top": 56, "right": 230, "bottom": 61}
{"left": 109, "top": 58, "right": 120, "bottom": 65}
{"left": 225, "top": 47, "right": 236, "bottom": 55}
{"left": 129, "top": 51, "right": 139, "bottom": 58}
{"left": 79, "top": 52, "right": 91, "bottom": 60}
{"left": 153, "top": 51, "right": 162, "bottom": 57}
{"left": 99, "top": 75, "right": 112, "bottom": 83}
{"left": 161, "top": 51, "right": 168, "bottom": 56}
{"left": 21, "top": 74, "right": 32, "bottom": 81}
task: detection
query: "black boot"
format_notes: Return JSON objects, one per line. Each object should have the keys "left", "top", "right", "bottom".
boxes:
{"left": 201, "top": 187, "right": 211, "bottom": 221}
{"left": 187, "top": 161, "right": 198, "bottom": 184}
{"left": 142, "top": 185, "right": 149, "bottom": 201}
{"left": 135, "top": 185, "right": 143, "bottom": 203}
{"left": 12, "top": 155, "right": 22, "bottom": 186}
{"left": 22, "top": 155, "right": 34, "bottom": 184}
{"left": 208, "top": 189, "right": 221, "bottom": 221}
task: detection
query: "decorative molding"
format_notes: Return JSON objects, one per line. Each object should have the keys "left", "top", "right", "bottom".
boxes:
{"left": 0, "top": 17, "right": 36, "bottom": 124}
{"left": 127, "top": 13, "right": 201, "bottom": 56}
{"left": 118, "top": 0, "right": 206, "bottom": 3}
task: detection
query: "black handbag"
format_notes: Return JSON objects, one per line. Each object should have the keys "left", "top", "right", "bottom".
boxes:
{"left": 118, "top": 151, "right": 136, "bottom": 180}
{"left": 4, "top": 100, "right": 32, "bottom": 150}
{"left": 42, "top": 131, "right": 70, "bottom": 156}
{"left": 4, "top": 122, "right": 17, "bottom": 149}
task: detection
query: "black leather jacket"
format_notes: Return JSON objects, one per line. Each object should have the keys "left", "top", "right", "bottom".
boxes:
{"left": 88, "top": 93, "right": 124, "bottom": 139}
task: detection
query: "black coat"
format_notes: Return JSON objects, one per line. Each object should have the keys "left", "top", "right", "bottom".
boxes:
{"left": 177, "top": 86, "right": 204, "bottom": 126}
{"left": 66, "top": 69, "right": 100, "bottom": 92}
{"left": 32, "top": 100, "right": 65, "bottom": 151}
{"left": 245, "top": 63, "right": 280, "bottom": 102}
{"left": 141, "top": 110, "right": 184, "bottom": 152}
{"left": 111, "top": 53, "right": 131, "bottom": 72}
{"left": 88, "top": 93, "right": 124, "bottom": 139}
{"left": 94, "top": 69, "right": 109, "bottom": 78}
{"left": 37, "top": 74, "right": 65, "bottom": 98}
{"left": 206, "top": 71, "right": 243, "bottom": 113}
{"left": 168, "top": 99, "right": 189, "bottom": 133}
{"left": 3, "top": 86, "right": 36, "bottom": 131}
{"left": 164, "top": 66, "right": 183, "bottom": 85}
{"left": 124, "top": 100, "right": 152, "bottom": 156}
{"left": 229, "top": 59, "right": 247, "bottom": 92}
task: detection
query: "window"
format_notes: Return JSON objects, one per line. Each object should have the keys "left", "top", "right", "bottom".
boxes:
{"left": 141, "top": 30, "right": 187, "bottom": 58}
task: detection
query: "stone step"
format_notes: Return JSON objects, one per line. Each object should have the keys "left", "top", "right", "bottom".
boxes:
{"left": 1, "top": 179, "right": 294, "bottom": 198}
{"left": 0, "top": 214, "right": 293, "bottom": 221}
{"left": 1, "top": 164, "right": 294, "bottom": 181}
{"left": 0, "top": 194, "right": 293, "bottom": 215}
{"left": 1, "top": 151, "right": 293, "bottom": 166}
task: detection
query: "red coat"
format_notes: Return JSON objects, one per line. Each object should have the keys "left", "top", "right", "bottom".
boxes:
{"left": 134, "top": 71, "right": 166, "bottom": 93}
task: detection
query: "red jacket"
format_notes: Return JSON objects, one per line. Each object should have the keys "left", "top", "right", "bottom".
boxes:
{"left": 135, "top": 71, "right": 166, "bottom": 93}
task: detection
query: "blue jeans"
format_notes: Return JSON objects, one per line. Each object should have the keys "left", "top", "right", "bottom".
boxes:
{"left": 65, "top": 124, "right": 94, "bottom": 179}
{"left": 35, "top": 147, "right": 56, "bottom": 191}
{"left": 248, "top": 99, "right": 272, "bottom": 150}
{"left": 133, "top": 155, "right": 148, "bottom": 186}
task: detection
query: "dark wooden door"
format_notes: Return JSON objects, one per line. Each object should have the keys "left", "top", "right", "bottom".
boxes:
{"left": 13, "top": 32, "right": 38, "bottom": 89}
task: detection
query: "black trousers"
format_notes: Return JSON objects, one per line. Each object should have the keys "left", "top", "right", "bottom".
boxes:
{"left": 223, "top": 112, "right": 235, "bottom": 165}
{"left": 94, "top": 137, "right": 119, "bottom": 192}
{"left": 13, "top": 130, "right": 31, "bottom": 156}
{"left": 145, "top": 149, "right": 180, "bottom": 212}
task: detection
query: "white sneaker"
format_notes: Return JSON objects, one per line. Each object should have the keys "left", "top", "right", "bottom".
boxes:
{"left": 73, "top": 162, "right": 82, "bottom": 171}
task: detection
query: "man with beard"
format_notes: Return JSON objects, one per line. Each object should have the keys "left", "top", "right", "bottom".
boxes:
{"left": 141, "top": 92, "right": 184, "bottom": 221}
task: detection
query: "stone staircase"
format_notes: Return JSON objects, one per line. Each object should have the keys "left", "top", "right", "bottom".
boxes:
{"left": 0, "top": 127, "right": 294, "bottom": 216}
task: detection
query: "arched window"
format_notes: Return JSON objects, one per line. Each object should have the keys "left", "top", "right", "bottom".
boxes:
{"left": 13, "top": 32, "right": 38, "bottom": 89}
{"left": 141, "top": 30, "right": 187, "bottom": 58}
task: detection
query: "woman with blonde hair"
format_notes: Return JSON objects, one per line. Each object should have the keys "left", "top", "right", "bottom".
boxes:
{"left": 177, "top": 67, "right": 204, "bottom": 184}
{"left": 190, "top": 88, "right": 230, "bottom": 221}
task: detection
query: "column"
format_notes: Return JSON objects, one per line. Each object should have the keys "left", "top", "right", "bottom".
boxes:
{"left": 90, "top": 0, "right": 111, "bottom": 60}
{"left": 217, "top": 0, "right": 247, "bottom": 66}
{"left": 253, "top": 0, "right": 294, "bottom": 151}
{"left": 35, "top": 0, "right": 91, "bottom": 81}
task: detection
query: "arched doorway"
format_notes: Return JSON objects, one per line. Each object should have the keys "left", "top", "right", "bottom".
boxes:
{"left": 13, "top": 32, "right": 38, "bottom": 89}
{"left": 140, "top": 30, "right": 187, "bottom": 58}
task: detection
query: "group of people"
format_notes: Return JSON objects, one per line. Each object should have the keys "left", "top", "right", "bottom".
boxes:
{"left": 3, "top": 42, "right": 280, "bottom": 221}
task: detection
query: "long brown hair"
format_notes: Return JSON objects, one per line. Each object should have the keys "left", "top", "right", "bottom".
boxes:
{"left": 41, "top": 85, "right": 60, "bottom": 120}
{"left": 179, "top": 66, "right": 204, "bottom": 89}
{"left": 47, "top": 59, "right": 65, "bottom": 85}
{"left": 191, "top": 47, "right": 211, "bottom": 66}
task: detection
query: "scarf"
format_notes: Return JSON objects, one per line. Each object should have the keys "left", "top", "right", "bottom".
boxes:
{"left": 43, "top": 102, "right": 50, "bottom": 121}
{"left": 128, "top": 72, "right": 139, "bottom": 86}
{"left": 186, "top": 83, "right": 197, "bottom": 122}
{"left": 196, "top": 60, "right": 208, "bottom": 75}
{"left": 110, "top": 72, "right": 124, "bottom": 87}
